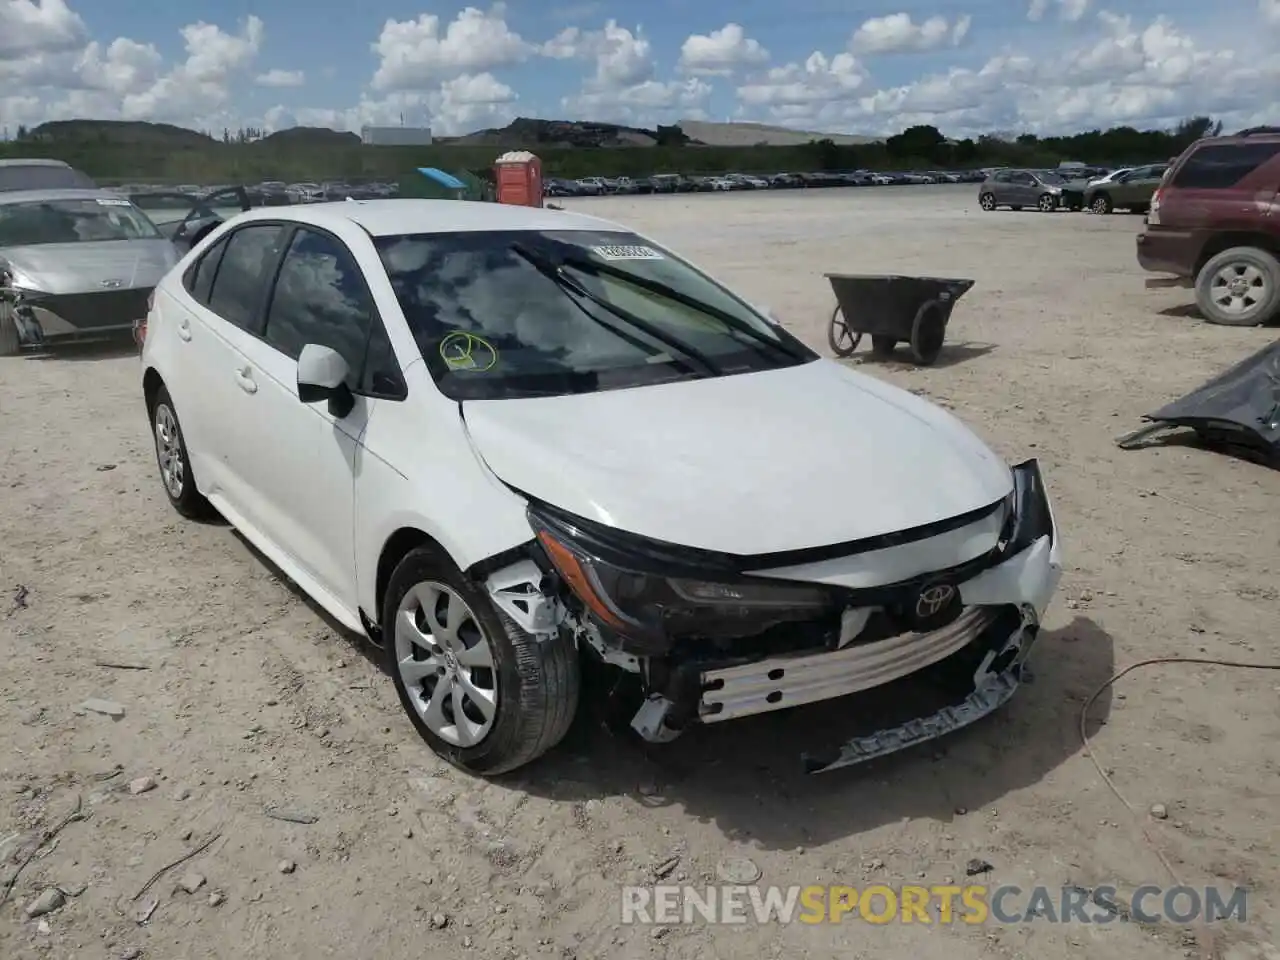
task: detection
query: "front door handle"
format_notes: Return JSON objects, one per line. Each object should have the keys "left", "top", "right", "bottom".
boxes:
{"left": 177, "top": 318, "right": 192, "bottom": 341}
{"left": 234, "top": 366, "right": 258, "bottom": 394}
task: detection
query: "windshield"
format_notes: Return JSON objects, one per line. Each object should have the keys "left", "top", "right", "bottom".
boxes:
{"left": 374, "top": 229, "right": 815, "bottom": 400}
{"left": 0, "top": 197, "right": 162, "bottom": 246}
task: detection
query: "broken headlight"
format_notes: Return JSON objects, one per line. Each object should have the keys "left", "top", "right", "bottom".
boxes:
{"left": 996, "top": 459, "right": 1054, "bottom": 558}
{"left": 527, "top": 505, "right": 836, "bottom": 650}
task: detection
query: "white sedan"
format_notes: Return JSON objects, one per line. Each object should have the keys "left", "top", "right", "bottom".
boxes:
{"left": 139, "top": 199, "right": 1062, "bottom": 776}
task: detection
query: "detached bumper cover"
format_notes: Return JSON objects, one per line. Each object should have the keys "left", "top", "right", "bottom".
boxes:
{"left": 696, "top": 459, "right": 1062, "bottom": 772}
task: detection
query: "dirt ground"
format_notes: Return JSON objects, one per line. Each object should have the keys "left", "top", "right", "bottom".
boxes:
{"left": 3, "top": 185, "right": 1280, "bottom": 960}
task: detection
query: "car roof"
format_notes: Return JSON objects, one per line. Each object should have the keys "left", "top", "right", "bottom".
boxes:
{"left": 0, "top": 187, "right": 125, "bottom": 205}
{"left": 232, "top": 198, "right": 625, "bottom": 237}
{"left": 0, "top": 158, "right": 74, "bottom": 169}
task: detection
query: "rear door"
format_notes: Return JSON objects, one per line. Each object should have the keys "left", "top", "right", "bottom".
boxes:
{"left": 227, "top": 226, "right": 407, "bottom": 610}
{"left": 182, "top": 222, "right": 291, "bottom": 524}
{"left": 1163, "top": 140, "right": 1280, "bottom": 229}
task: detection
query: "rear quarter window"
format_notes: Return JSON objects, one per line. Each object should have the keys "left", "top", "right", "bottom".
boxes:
{"left": 1171, "top": 142, "right": 1280, "bottom": 190}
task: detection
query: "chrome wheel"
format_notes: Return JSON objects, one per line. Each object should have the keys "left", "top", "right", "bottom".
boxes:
{"left": 1210, "top": 263, "right": 1269, "bottom": 320}
{"left": 1091, "top": 196, "right": 1110, "bottom": 214}
{"left": 394, "top": 582, "right": 498, "bottom": 748}
{"left": 154, "top": 403, "right": 185, "bottom": 499}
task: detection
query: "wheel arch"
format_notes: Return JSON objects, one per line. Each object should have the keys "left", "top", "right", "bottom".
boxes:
{"left": 142, "top": 366, "right": 165, "bottom": 415}
{"left": 1194, "top": 232, "right": 1280, "bottom": 277}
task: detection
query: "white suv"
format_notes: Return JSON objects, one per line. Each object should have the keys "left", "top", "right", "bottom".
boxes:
{"left": 140, "top": 199, "right": 1061, "bottom": 776}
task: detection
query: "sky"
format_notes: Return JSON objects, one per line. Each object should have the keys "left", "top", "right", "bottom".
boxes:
{"left": 2, "top": 0, "right": 1279, "bottom": 139}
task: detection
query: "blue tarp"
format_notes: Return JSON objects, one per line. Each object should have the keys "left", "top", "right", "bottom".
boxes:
{"left": 417, "top": 167, "right": 466, "bottom": 190}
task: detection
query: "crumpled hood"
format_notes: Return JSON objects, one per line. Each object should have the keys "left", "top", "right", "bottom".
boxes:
{"left": 461, "top": 359, "right": 1014, "bottom": 555}
{"left": 1, "top": 240, "right": 176, "bottom": 295}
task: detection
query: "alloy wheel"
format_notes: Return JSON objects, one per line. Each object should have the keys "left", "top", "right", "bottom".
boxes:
{"left": 1210, "top": 263, "right": 1269, "bottom": 320}
{"left": 1038, "top": 194, "right": 1056, "bottom": 212}
{"left": 394, "top": 581, "right": 499, "bottom": 748}
{"left": 980, "top": 193, "right": 995, "bottom": 211}
{"left": 154, "top": 403, "right": 185, "bottom": 499}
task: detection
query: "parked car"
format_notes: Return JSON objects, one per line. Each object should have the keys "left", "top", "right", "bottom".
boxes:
{"left": 1060, "top": 167, "right": 1132, "bottom": 211}
{"left": 978, "top": 169, "right": 1067, "bottom": 212}
{"left": 0, "top": 158, "right": 97, "bottom": 193}
{"left": 0, "top": 186, "right": 250, "bottom": 354}
{"left": 1083, "top": 163, "right": 1168, "bottom": 214}
{"left": 1137, "top": 128, "right": 1280, "bottom": 326}
{"left": 137, "top": 198, "right": 1062, "bottom": 777}
{"left": 575, "top": 177, "right": 609, "bottom": 195}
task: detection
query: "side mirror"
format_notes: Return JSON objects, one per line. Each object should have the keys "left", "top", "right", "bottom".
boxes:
{"left": 297, "top": 343, "right": 355, "bottom": 417}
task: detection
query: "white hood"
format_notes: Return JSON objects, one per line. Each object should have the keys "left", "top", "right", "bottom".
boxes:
{"left": 461, "top": 359, "right": 1013, "bottom": 555}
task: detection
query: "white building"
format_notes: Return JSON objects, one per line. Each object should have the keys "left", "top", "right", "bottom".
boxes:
{"left": 361, "top": 125, "right": 433, "bottom": 146}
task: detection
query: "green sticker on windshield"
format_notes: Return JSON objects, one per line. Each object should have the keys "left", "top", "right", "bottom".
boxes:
{"left": 591, "top": 244, "right": 663, "bottom": 261}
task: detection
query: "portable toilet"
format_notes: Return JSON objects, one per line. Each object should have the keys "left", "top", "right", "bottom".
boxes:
{"left": 494, "top": 150, "right": 543, "bottom": 207}
{"left": 397, "top": 167, "right": 468, "bottom": 200}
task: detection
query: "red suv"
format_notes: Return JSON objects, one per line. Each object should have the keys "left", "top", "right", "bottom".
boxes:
{"left": 1136, "top": 127, "right": 1280, "bottom": 326}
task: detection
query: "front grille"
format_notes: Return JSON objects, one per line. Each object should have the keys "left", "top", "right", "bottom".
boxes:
{"left": 36, "top": 289, "right": 152, "bottom": 331}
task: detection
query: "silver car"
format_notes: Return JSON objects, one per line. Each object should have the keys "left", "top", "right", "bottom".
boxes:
{"left": 0, "top": 186, "right": 248, "bottom": 354}
{"left": 977, "top": 169, "right": 1067, "bottom": 212}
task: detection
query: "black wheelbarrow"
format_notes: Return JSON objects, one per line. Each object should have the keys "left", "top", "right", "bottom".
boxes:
{"left": 826, "top": 274, "right": 975, "bottom": 366}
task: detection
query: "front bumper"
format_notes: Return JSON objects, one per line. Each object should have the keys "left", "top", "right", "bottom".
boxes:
{"left": 692, "top": 460, "right": 1062, "bottom": 770}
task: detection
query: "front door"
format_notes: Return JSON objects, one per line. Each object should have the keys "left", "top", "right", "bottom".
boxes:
{"left": 227, "top": 225, "right": 399, "bottom": 613}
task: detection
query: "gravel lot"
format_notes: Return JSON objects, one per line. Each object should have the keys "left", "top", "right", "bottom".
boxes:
{"left": 3, "top": 185, "right": 1279, "bottom": 960}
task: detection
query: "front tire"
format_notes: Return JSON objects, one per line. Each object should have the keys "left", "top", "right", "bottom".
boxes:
{"left": 1090, "top": 194, "right": 1112, "bottom": 214}
{"left": 384, "top": 547, "right": 580, "bottom": 776}
{"left": 1037, "top": 193, "right": 1057, "bottom": 212}
{"left": 151, "top": 386, "right": 213, "bottom": 519}
{"left": 1195, "top": 247, "right": 1280, "bottom": 327}
{"left": 979, "top": 192, "right": 996, "bottom": 211}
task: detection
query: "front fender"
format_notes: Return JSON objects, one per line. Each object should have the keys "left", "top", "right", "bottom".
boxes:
{"left": 353, "top": 371, "right": 534, "bottom": 618}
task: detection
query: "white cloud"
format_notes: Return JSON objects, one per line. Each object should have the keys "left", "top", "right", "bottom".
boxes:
{"left": 547, "top": 19, "right": 711, "bottom": 125}
{"left": 256, "top": 68, "right": 304, "bottom": 88}
{"left": 0, "top": 0, "right": 86, "bottom": 57}
{"left": 1262, "top": 0, "right": 1280, "bottom": 26}
{"left": 735, "top": 12, "right": 1280, "bottom": 138}
{"left": 737, "top": 52, "right": 868, "bottom": 107}
{"left": 678, "top": 23, "right": 769, "bottom": 76}
{"left": 370, "top": 5, "right": 530, "bottom": 91}
{"left": 850, "top": 13, "right": 971, "bottom": 55}
{"left": 1029, "top": 0, "right": 1090, "bottom": 23}
{"left": 0, "top": 14, "right": 263, "bottom": 132}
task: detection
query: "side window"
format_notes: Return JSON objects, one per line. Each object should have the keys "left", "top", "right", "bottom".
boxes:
{"left": 207, "top": 225, "right": 286, "bottom": 331}
{"left": 183, "top": 236, "right": 228, "bottom": 306}
{"left": 993, "top": 172, "right": 1010, "bottom": 183}
{"left": 1172, "top": 143, "right": 1280, "bottom": 190}
{"left": 262, "top": 228, "right": 373, "bottom": 389}
{"left": 361, "top": 319, "right": 407, "bottom": 398}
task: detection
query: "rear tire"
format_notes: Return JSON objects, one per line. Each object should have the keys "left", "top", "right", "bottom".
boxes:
{"left": 150, "top": 386, "right": 214, "bottom": 519}
{"left": 1195, "top": 247, "right": 1280, "bottom": 327}
{"left": 384, "top": 546, "right": 580, "bottom": 777}
{"left": 0, "top": 303, "right": 19, "bottom": 357}
{"left": 1090, "top": 194, "right": 1112, "bottom": 214}
{"left": 909, "top": 301, "right": 947, "bottom": 365}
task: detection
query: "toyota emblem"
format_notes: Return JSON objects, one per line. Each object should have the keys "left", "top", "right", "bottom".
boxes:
{"left": 98, "top": 279, "right": 124, "bottom": 289}
{"left": 915, "top": 583, "right": 957, "bottom": 619}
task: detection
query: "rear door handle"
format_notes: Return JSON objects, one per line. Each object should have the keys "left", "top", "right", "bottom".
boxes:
{"left": 177, "top": 318, "right": 192, "bottom": 341}
{"left": 234, "top": 366, "right": 258, "bottom": 394}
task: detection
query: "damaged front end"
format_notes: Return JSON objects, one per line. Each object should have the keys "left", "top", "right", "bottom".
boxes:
{"left": 489, "top": 459, "right": 1061, "bottom": 773}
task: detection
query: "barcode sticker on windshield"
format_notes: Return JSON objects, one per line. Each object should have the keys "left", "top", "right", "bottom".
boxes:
{"left": 592, "top": 244, "right": 663, "bottom": 261}
{"left": 96, "top": 198, "right": 131, "bottom": 206}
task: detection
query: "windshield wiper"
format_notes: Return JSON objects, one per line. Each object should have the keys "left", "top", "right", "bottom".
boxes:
{"left": 556, "top": 252, "right": 807, "bottom": 361}
{"left": 512, "top": 243, "right": 721, "bottom": 377}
